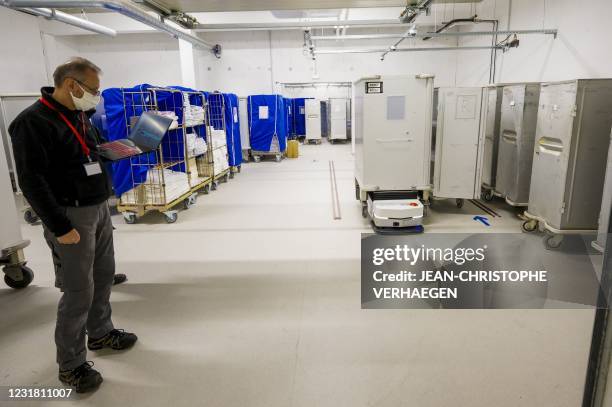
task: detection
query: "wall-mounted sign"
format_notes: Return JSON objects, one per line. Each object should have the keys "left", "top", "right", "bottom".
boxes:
{"left": 366, "top": 81, "right": 383, "bottom": 94}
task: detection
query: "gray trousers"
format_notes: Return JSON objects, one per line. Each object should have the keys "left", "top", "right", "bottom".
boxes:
{"left": 43, "top": 202, "right": 115, "bottom": 371}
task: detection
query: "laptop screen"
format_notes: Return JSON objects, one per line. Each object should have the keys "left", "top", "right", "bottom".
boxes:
{"left": 128, "top": 111, "right": 174, "bottom": 151}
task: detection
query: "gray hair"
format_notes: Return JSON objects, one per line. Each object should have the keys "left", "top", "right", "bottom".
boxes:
{"left": 53, "top": 57, "right": 102, "bottom": 87}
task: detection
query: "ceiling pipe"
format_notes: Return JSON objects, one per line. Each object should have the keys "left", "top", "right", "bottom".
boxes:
{"left": 17, "top": 7, "right": 117, "bottom": 36}
{"left": 2, "top": 0, "right": 221, "bottom": 56}
{"left": 315, "top": 45, "right": 504, "bottom": 55}
{"left": 311, "top": 29, "right": 558, "bottom": 41}
{"left": 196, "top": 19, "right": 406, "bottom": 32}
{"left": 422, "top": 15, "right": 478, "bottom": 40}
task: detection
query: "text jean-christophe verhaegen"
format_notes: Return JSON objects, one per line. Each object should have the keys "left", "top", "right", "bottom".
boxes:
{"left": 370, "top": 245, "right": 548, "bottom": 300}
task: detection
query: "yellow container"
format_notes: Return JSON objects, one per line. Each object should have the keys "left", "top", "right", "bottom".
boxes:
{"left": 286, "top": 139, "right": 299, "bottom": 158}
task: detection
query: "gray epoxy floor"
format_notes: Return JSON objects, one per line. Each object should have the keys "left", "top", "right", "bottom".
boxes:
{"left": 0, "top": 141, "right": 595, "bottom": 406}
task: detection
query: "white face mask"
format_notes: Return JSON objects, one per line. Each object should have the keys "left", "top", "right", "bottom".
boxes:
{"left": 70, "top": 83, "right": 101, "bottom": 111}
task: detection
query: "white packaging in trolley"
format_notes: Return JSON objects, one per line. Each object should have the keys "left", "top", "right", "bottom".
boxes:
{"left": 354, "top": 74, "right": 434, "bottom": 201}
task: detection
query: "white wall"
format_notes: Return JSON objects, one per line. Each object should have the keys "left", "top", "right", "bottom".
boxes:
{"left": 194, "top": 27, "right": 461, "bottom": 98}
{"left": 0, "top": 8, "right": 48, "bottom": 93}
{"left": 456, "top": 0, "right": 612, "bottom": 86}
{"left": 196, "top": 30, "right": 274, "bottom": 95}
{"left": 47, "top": 33, "right": 182, "bottom": 89}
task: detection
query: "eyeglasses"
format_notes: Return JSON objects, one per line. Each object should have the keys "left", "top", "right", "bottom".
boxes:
{"left": 70, "top": 77, "right": 101, "bottom": 96}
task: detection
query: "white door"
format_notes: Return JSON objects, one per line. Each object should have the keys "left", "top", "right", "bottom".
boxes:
{"left": 434, "top": 88, "right": 483, "bottom": 199}
{"left": 329, "top": 98, "right": 347, "bottom": 140}
{"left": 305, "top": 99, "right": 321, "bottom": 140}
{"left": 238, "top": 98, "right": 250, "bottom": 150}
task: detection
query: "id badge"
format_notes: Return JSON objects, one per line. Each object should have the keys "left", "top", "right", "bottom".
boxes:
{"left": 84, "top": 161, "right": 102, "bottom": 176}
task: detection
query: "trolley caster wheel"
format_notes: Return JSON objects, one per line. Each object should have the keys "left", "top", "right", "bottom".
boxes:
{"left": 544, "top": 234, "right": 564, "bottom": 250}
{"left": 229, "top": 172, "right": 235, "bottom": 179}
{"left": 123, "top": 212, "right": 137, "bottom": 224}
{"left": 24, "top": 209, "right": 39, "bottom": 224}
{"left": 361, "top": 205, "right": 368, "bottom": 219}
{"left": 482, "top": 190, "right": 494, "bottom": 202}
{"left": 164, "top": 211, "right": 178, "bottom": 224}
{"left": 456, "top": 199, "right": 464, "bottom": 209}
{"left": 211, "top": 181, "right": 219, "bottom": 191}
{"left": 522, "top": 219, "right": 538, "bottom": 233}
{"left": 253, "top": 156, "right": 261, "bottom": 163}
{"left": 3, "top": 265, "right": 34, "bottom": 289}
{"left": 184, "top": 195, "right": 197, "bottom": 210}
{"left": 203, "top": 184, "right": 210, "bottom": 194}
{"left": 275, "top": 155, "right": 282, "bottom": 162}
{"left": 224, "top": 173, "right": 230, "bottom": 182}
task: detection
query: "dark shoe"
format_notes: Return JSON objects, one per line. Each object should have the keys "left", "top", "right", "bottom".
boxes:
{"left": 113, "top": 274, "right": 127, "bottom": 285}
{"left": 88, "top": 329, "right": 138, "bottom": 351}
{"left": 58, "top": 361, "right": 103, "bottom": 393}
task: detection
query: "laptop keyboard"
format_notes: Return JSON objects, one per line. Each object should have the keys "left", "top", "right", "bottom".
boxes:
{"left": 102, "top": 142, "right": 142, "bottom": 156}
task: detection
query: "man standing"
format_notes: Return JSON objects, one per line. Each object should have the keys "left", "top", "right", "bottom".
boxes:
{"left": 9, "top": 58, "right": 137, "bottom": 393}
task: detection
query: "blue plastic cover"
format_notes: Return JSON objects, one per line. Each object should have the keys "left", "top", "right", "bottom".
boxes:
{"left": 223, "top": 93, "right": 242, "bottom": 167}
{"left": 102, "top": 84, "right": 157, "bottom": 196}
{"left": 247, "top": 95, "right": 287, "bottom": 153}
{"left": 292, "top": 98, "right": 307, "bottom": 136}
{"left": 102, "top": 85, "right": 188, "bottom": 196}
{"left": 282, "top": 97, "right": 294, "bottom": 138}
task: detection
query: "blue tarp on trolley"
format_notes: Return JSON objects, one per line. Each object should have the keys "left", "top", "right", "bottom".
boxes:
{"left": 283, "top": 97, "right": 294, "bottom": 139}
{"left": 291, "top": 98, "right": 307, "bottom": 137}
{"left": 223, "top": 93, "right": 242, "bottom": 167}
{"left": 102, "top": 84, "right": 187, "bottom": 196}
{"left": 247, "top": 95, "right": 287, "bottom": 153}
{"left": 102, "top": 84, "right": 156, "bottom": 196}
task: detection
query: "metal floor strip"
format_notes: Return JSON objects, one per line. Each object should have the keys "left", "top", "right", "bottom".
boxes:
{"left": 329, "top": 160, "right": 342, "bottom": 220}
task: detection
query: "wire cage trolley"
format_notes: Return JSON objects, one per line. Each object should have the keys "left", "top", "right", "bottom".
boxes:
{"left": 111, "top": 87, "right": 197, "bottom": 224}
{"left": 205, "top": 92, "right": 231, "bottom": 188}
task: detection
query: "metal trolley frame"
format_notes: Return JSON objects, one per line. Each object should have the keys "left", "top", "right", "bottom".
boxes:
{"left": 206, "top": 92, "right": 231, "bottom": 186}
{"left": 182, "top": 90, "right": 214, "bottom": 196}
{"left": 116, "top": 87, "right": 196, "bottom": 224}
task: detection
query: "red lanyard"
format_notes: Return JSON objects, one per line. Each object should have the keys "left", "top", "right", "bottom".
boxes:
{"left": 39, "top": 97, "right": 91, "bottom": 160}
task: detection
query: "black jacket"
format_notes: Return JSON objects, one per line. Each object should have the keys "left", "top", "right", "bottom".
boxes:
{"left": 9, "top": 87, "right": 111, "bottom": 237}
